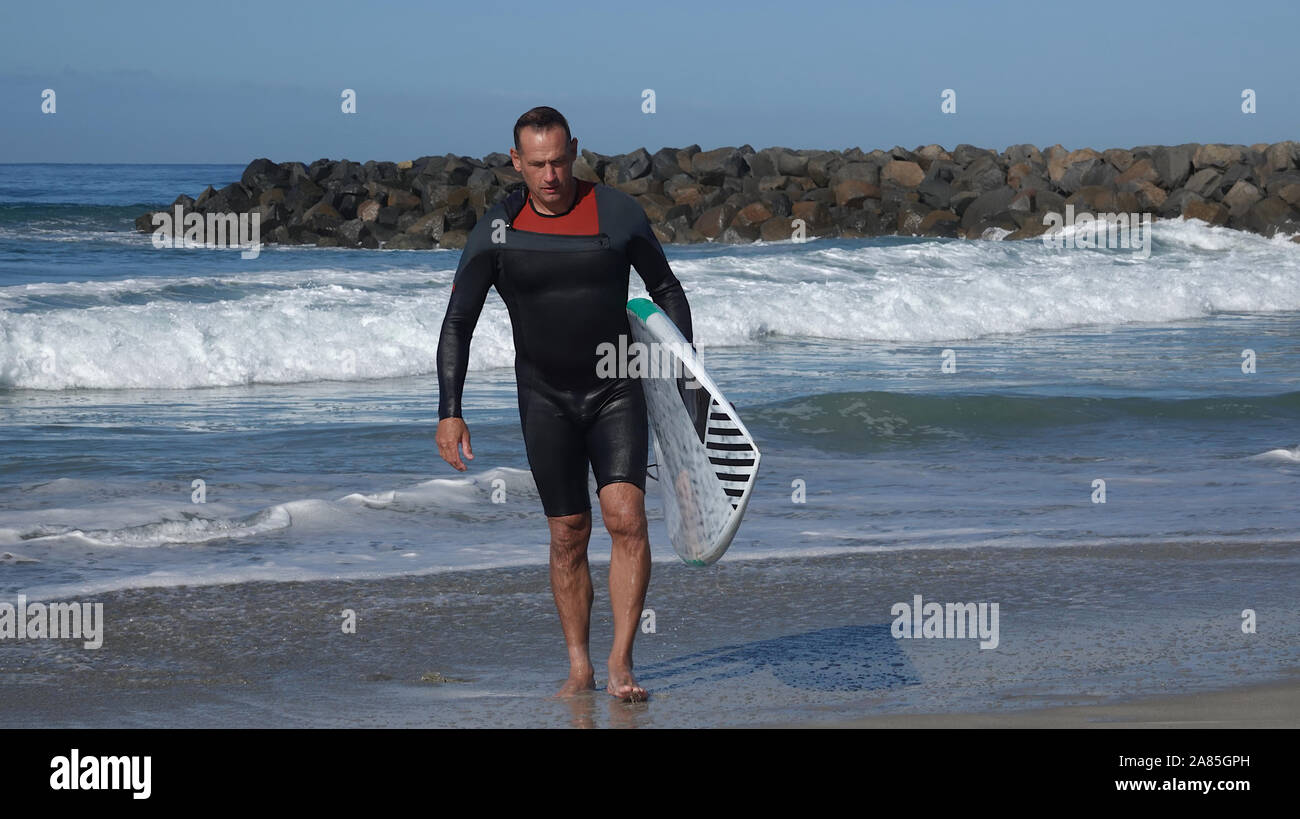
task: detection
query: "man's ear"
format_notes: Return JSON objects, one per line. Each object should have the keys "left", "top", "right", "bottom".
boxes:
{"left": 569, "top": 138, "right": 578, "bottom": 158}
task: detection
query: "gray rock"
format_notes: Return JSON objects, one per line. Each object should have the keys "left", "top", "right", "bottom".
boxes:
{"left": 692, "top": 147, "right": 747, "bottom": 185}
{"left": 466, "top": 167, "right": 497, "bottom": 194}
{"left": 1192, "top": 144, "right": 1242, "bottom": 170}
{"left": 384, "top": 233, "right": 434, "bottom": 250}
{"left": 1159, "top": 188, "right": 1204, "bottom": 218}
{"left": 1264, "top": 170, "right": 1300, "bottom": 197}
{"left": 953, "top": 144, "right": 997, "bottom": 165}
{"left": 1081, "top": 162, "right": 1118, "bottom": 187}
{"left": 954, "top": 156, "right": 1006, "bottom": 195}
{"left": 1184, "top": 168, "right": 1222, "bottom": 198}
{"left": 1151, "top": 145, "right": 1195, "bottom": 189}
{"left": 1222, "top": 180, "right": 1263, "bottom": 218}
{"left": 829, "top": 162, "right": 879, "bottom": 187}
{"left": 1264, "top": 141, "right": 1298, "bottom": 174}
{"left": 609, "top": 148, "right": 652, "bottom": 184}
{"left": 1003, "top": 144, "right": 1044, "bottom": 167}
{"left": 775, "top": 150, "right": 809, "bottom": 177}
{"left": 917, "top": 177, "right": 952, "bottom": 209}
{"left": 651, "top": 148, "right": 683, "bottom": 180}
{"left": 1058, "top": 159, "right": 1098, "bottom": 194}
{"left": 1243, "top": 197, "right": 1300, "bottom": 236}
{"left": 1216, "top": 163, "right": 1254, "bottom": 198}
{"left": 241, "top": 158, "right": 288, "bottom": 190}
{"left": 949, "top": 190, "right": 981, "bottom": 217}
{"left": 960, "top": 186, "right": 1018, "bottom": 233}
{"left": 804, "top": 152, "right": 838, "bottom": 187}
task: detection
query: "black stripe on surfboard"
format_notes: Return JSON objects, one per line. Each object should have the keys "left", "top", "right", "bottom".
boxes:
{"left": 709, "top": 457, "right": 755, "bottom": 467}
{"left": 715, "top": 472, "right": 751, "bottom": 482}
{"left": 707, "top": 442, "right": 755, "bottom": 452}
{"left": 707, "top": 427, "right": 745, "bottom": 436}
{"left": 723, "top": 487, "right": 746, "bottom": 498}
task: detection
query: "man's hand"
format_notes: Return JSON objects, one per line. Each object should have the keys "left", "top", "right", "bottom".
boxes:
{"left": 436, "top": 417, "right": 474, "bottom": 471}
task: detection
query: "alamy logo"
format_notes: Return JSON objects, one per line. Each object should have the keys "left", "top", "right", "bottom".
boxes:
{"left": 50, "top": 749, "right": 151, "bottom": 799}
{"left": 1042, "top": 204, "right": 1152, "bottom": 258}
{"left": 891, "top": 594, "right": 999, "bottom": 649}
{"left": 0, "top": 595, "right": 103, "bottom": 649}
{"left": 151, "top": 206, "right": 262, "bottom": 259}
{"left": 596, "top": 335, "right": 701, "bottom": 388}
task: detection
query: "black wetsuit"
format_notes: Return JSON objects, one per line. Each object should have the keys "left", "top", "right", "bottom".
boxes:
{"left": 436, "top": 180, "right": 692, "bottom": 517}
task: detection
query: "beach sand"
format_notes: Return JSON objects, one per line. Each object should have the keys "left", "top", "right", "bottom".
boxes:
{"left": 2, "top": 541, "right": 1296, "bottom": 728}
{"left": 774, "top": 675, "right": 1300, "bottom": 728}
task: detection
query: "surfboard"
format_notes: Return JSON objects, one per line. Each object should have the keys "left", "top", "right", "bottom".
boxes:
{"left": 625, "top": 298, "right": 760, "bottom": 565}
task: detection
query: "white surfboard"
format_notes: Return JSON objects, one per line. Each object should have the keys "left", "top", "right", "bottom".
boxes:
{"left": 625, "top": 298, "right": 760, "bottom": 565}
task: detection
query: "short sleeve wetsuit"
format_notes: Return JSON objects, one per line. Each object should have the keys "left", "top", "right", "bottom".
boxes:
{"left": 436, "top": 178, "right": 693, "bottom": 517}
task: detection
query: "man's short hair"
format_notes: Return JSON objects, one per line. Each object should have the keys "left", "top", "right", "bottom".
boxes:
{"left": 513, "top": 106, "right": 572, "bottom": 151}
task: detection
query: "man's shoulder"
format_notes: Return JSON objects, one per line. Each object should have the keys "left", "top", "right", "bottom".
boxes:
{"left": 592, "top": 182, "right": 651, "bottom": 230}
{"left": 485, "top": 191, "right": 517, "bottom": 224}
{"left": 592, "top": 181, "right": 636, "bottom": 208}
{"left": 462, "top": 193, "right": 515, "bottom": 245}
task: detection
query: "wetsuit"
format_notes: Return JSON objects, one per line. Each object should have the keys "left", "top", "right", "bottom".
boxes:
{"left": 436, "top": 179, "right": 692, "bottom": 517}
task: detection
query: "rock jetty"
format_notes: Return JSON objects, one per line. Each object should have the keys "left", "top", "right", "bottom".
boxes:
{"left": 136, "top": 142, "right": 1300, "bottom": 248}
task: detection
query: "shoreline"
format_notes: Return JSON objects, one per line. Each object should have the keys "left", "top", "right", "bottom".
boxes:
{"left": 2, "top": 541, "right": 1296, "bottom": 728}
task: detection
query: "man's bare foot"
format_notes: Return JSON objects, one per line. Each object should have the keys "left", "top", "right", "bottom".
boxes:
{"left": 556, "top": 666, "right": 596, "bottom": 697}
{"left": 606, "top": 665, "right": 648, "bottom": 702}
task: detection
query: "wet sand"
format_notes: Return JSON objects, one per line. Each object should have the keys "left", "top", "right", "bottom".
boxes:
{"left": 2, "top": 541, "right": 1297, "bottom": 728}
{"left": 778, "top": 675, "right": 1300, "bottom": 728}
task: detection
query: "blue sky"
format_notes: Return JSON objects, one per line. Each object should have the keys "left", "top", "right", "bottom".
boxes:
{"left": 2, "top": 0, "right": 1298, "bottom": 163}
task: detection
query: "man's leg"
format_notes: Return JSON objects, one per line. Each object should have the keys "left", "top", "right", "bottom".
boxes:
{"left": 549, "top": 510, "right": 595, "bottom": 696}
{"left": 598, "top": 481, "right": 650, "bottom": 702}
{"left": 518, "top": 381, "right": 599, "bottom": 696}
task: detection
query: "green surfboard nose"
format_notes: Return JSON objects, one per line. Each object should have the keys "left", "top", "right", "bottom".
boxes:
{"left": 626, "top": 298, "right": 660, "bottom": 323}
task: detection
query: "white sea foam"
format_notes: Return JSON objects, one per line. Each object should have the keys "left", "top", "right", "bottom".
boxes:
{"left": 12, "top": 505, "right": 293, "bottom": 548}
{"left": 1247, "top": 446, "right": 1300, "bottom": 462}
{"left": 0, "top": 468, "right": 537, "bottom": 550}
{"left": 3, "top": 219, "right": 1298, "bottom": 389}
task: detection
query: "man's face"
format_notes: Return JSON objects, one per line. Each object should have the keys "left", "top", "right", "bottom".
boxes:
{"left": 510, "top": 125, "right": 578, "bottom": 213}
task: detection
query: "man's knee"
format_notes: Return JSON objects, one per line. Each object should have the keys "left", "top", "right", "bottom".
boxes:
{"left": 605, "top": 513, "right": 647, "bottom": 547}
{"left": 599, "top": 487, "right": 648, "bottom": 545}
{"left": 549, "top": 512, "right": 591, "bottom": 555}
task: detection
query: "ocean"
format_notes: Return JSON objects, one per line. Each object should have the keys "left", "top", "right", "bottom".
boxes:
{"left": 2, "top": 164, "right": 1298, "bottom": 727}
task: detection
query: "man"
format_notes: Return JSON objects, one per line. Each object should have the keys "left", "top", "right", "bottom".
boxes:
{"left": 435, "top": 106, "right": 692, "bottom": 701}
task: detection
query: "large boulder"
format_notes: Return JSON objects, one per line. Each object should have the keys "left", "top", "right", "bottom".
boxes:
{"left": 881, "top": 160, "right": 924, "bottom": 188}
{"left": 1242, "top": 197, "right": 1300, "bottom": 236}
{"left": 1003, "top": 144, "right": 1044, "bottom": 168}
{"left": 1264, "top": 141, "right": 1298, "bottom": 174}
{"left": 1193, "top": 144, "right": 1242, "bottom": 170}
{"left": 833, "top": 179, "right": 881, "bottom": 207}
{"left": 790, "top": 200, "right": 834, "bottom": 235}
{"left": 1182, "top": 199, "right": 1228, "bottom": 226}
{"left": 692, "top": 204, "right": 738, "bottom": 239}
{"left": 384, "top": 233, "right": 434, "bottom": 250}
{"left": 955, "top": 156, "right": 1006, "bottom": 195}
{"left": 691, "top": 147, "right": 747, "bottom": 185}
{"left": 1151, "top": 145, "right": 1195, "bottom": 189}
{"left": 609, "top": 148, "right": 652, "bottom": 183}
{"left": 651, "top": 147, "right": 685, "bottom": 179}
{"left": 241, "top": 158, "right": 289, "bottom": 190}
{"left": 1183, "top": 168, "right": 1223, "bottom": 198}
{"left": 1159, "top": 189, "right": 1204, "bottom": 218}
{"left": 300, "top": 199, "right": 343, "bottom": 234}
{"left": 960, "top": 186, "right": 1018, "bottom": 236}
{"left": 1222, "top": 180, "right": 1263, "bottom": 218}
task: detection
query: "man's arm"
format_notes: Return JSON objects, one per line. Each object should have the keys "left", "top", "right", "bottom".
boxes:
{"left": 436, "top": 217, "right": 498, "bottom": 420}
{"left": 626, "top": 208, "right": 693, "bottom": 343}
